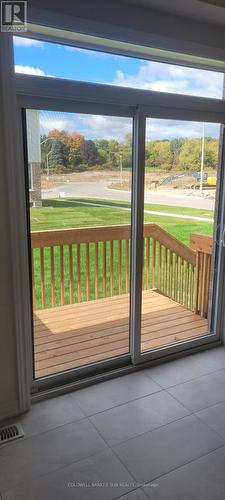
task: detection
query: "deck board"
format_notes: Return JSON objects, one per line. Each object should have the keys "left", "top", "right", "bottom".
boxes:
{"left": 34, "top": 290, "right": 208, "bottom": 378}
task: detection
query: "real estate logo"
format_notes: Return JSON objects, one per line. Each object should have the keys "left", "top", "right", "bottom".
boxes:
{"left": 1, "top": 1, "right": 27, "bottom": 32}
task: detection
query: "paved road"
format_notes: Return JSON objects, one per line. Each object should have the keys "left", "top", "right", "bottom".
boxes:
{"left": 43, "top": 180, "right": 215, "bottom": 211}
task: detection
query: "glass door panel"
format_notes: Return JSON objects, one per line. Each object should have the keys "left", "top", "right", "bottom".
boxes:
{"left": 25, "top": 109, "right": 133, "bottom": 378}
{"left": 140, "top": 118, "right": 221, "bottom": 354}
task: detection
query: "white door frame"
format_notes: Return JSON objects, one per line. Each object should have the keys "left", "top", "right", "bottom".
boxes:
{"left": 16, "top": 74, "right": 225, "bottom": 389}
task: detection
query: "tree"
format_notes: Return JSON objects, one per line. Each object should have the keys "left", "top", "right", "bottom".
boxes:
{"left": 48, "top": 129, "right": 69, "bottom": 144}
{"left": 146, "top": 140, "right": 172, "bottom": 170}
{"left": 80, "top": 140, "right": 100, "bottom": 165}
{"left": 178, "top": 139, "right": 202, "bottom": 171}
{"left": 68, "top": 132, "right": 84, "bottom": 166}
{"left": 170, "top": 138, "right": 185, "bottom": 169}
{"left": 204, "top": 138, "right": 218, "bottom": 170}
{"left": 50, "top": 139, "right": 68, "bottom": 168}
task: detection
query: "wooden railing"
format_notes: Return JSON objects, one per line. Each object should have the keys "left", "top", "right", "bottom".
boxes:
{"left": 31, "top": 223, "right": 196, "bottom": 312}
{"left": 190, "top": 233, "right": 213, "bottom": 318}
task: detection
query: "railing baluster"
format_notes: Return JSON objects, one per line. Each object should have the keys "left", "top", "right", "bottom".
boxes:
{"left": 50, "top": 246, "right": 55, "bottom": 307}
{"left": 185, "top": 261, "right": 189, "bottom": 308}
{"left": 180, "top": 257, "right": 184, "bottom": 305}
{"left": 95, "top": 242, "right": 99, "bottom": 299}
{"left": 77, "top": 243, "right": 81, "bottom": 303}
{"left": 190, "top": 263, "right": 193, "bottom": 310}
{"left": 40, "top": 247, "right": 46, "bottom": 308}
{"left": 152, "top": 239, "right": 156, "bottom": 288}
{"left": 125, "top": 239, "right": 129, "bottom": 293}
{"left": 142, "top": 239, "right": 145, "bottom": 290}
{"left": 60, "top": 245, "right": 64, "bottom": 306}
{"left": 118, "top": 239, "right": 122, "bottom": 294}
{"left": 200, "top": 252, "right": 207, "bottom": 316}
{"left": 158, "top": 243, "right": 161, "bottom": 291}
{"left": 32, "top": 248, "right": 36, "bottom": 310}
{"left": 110, "top": 240, "right": 114, "bottom": 296}
{"left": 177, "top": 256, "right": 180, "bottom": 303}
{"left": 204, "top": 254, "right": 211, "bottom": 317}
{"left": 146, "top": 236, "right": 150, "bottom": 289}
{"left": 164, "top": 247, "right": 168, "bottom": 296}
{"left": 198, "top": 252, "right": 203, "bottom": 314}
{"left": 68, "top": 244, "right": 74, "bottom": 304}
{"left": 86, "top": 243, "right": 90, "bottom": 301}
{"left": 102, "top": 241, "right": 106, "bottom": 298}
{"left": 174, "top": 254, "right": 178, "bottom": 302}
{"left": 169, "top": 250, "right": 173, "bottom": 298}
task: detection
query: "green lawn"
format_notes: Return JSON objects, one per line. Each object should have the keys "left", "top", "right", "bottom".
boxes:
{"left": 31, "top": 198, "right": 213, "bottom": 246}
{"left": 70, "top": 197, "right": 214, "bottom": 219}
{"left": 31, "top": 198, "right": 213, "bottom": 309}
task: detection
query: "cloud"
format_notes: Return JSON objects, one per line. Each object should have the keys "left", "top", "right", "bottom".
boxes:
{"left": 65, "top": 46, "right": 119, "bottom": 59}
{"left": 13, "top": 36, "right": 45, "bottom": 48}
{"left": 15, "top": 65, "right": 55, "bottom": 77}
{"left": 15, "top": 65, "right": 46, "bottom": 76}
{"left": 39, "top": 109, "right": 220, "bottom": 142}
{"left": 39, "top": 111, "right": 132, "bottom": 141}
{"left": 146, "top": 119, "right": 220, "bottom": 140}
{"left": 40, "top": 117, "right": 70, "bottom": 132}
{"left": 111, "top": 60, "right": 223, "bottom": 99}
{"left": 77, "top": 114, "right": 132, "bottom": 140}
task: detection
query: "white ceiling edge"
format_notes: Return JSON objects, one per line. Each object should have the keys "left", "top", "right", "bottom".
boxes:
{"left": 120, "top": 0, "right": 225, "bottom": 27}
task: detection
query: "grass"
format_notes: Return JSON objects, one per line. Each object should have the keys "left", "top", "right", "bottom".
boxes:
{"left": 70, "top": 197, "right": 214, "bottom": 219}
{"left": 30, "top": 198, "right": 213, "bottom": 308}
{"left": 31, "top": 198, "right": 214, "bottom": 246}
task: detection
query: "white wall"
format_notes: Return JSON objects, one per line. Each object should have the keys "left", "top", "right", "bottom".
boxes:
{"left": 0, "top": 36, "right": 31, "bottom": 422}
{"left": 0, "top": 41, "right": 19, "bottom": 420}
{"left": 29, "top": 0, "right": 225, "bottom": 61}
{"left": 26, "top": 110, "right": 41, "bottom": 163}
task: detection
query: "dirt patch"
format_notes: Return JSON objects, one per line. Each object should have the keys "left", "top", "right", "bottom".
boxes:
{"left": 41, "top": 170, "right": 132, "bottom": 189}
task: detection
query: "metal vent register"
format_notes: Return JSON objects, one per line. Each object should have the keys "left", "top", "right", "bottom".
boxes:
{"left": 0, "top": 424, "right": 24, "bottom": 445}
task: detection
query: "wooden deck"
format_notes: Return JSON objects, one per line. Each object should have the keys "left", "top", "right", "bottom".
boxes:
{"left": 34, "top": 290, "right": 208, "bottom": 378}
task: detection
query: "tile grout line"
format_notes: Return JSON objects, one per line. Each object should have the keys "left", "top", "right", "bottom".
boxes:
{"left": 87, "top": 411, "right": 217, "bottom": 495}
{"left": 86, "top": 414, "right": 140, "bottom": 492}
{"left": 0, "top": 414, "right": 88, "bottom": 450}
{"left": 146, "top": 365, "right": 225, "bottom": 391}
{"left": 193, "top": 409, "right": 225, "bottom": 441}
{"left": 164, "top": 382, "right": 225, "bottom": 416}
{"left": 89, "top": 410, "right": 225, "bottom": 494}
{"left": 91, "top": 410, "right": 211, "bottom": 449}
{"left": 0, "top": 384, "right": 190, "bottom": 451}
{"left": 73, "top": 386, "right": 164, "bottom": 418}
{"left": 142, "top": 440, "right": 225, "bottom": 490}
{"left": 116, "top": 487, "right": 149, "bottom": 500}
{"left": 0, "top": 445, "right": 113, "bottom": 496}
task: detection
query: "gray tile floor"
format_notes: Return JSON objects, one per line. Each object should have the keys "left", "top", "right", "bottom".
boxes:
{"left": 1, "top": 346, "right": 225, "bottom": 499}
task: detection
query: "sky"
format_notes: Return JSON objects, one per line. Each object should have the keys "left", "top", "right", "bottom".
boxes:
{"left": 14, "top": 36, "right": 223, "bottom": 141}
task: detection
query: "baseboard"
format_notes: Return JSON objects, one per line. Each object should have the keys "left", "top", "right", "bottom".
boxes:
{"left": 0, "top": 400, "right": 20, "bottom": 422}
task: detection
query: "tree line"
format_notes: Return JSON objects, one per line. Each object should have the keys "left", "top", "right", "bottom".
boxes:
{"left": 41, "top": 129, "right": 132, "bottom": 173}
{"left": 146, "top": 137, "right": 218, "bottom": 171}
{"left": 40, "top": 129, "right": 219, "bottom": 173}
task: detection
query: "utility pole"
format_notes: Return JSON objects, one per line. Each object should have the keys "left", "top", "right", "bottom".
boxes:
{"left": 200, "top": 122, "right": 205, "bottom": 196}
{"left": 111, "top": 151, "right": 123, "bottom": 185}
{"left": 40, "top": 137, "right": 54, "bottom": 181}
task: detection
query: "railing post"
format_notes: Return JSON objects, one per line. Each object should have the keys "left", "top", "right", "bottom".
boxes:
{"left": 190, "top": 233, "right": 213, "bottom": 318}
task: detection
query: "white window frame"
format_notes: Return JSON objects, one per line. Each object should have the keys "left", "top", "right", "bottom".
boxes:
{"left": 16, "top": 72, "right": 225, "bottom": 390}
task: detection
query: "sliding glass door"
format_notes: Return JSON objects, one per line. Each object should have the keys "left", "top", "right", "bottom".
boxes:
{"left": 25, "top": 107, "right": 133, "bottom": 379}
{"left": 137, "top": 116, "right": 223, "bottom": 360}
{"left": 22, "top": 101, "right": 225, "bottom": 384}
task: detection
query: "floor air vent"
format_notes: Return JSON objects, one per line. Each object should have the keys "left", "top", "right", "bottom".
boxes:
{"left": 0, "top": 424, "right": 24, "bottom": 445}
